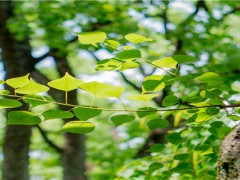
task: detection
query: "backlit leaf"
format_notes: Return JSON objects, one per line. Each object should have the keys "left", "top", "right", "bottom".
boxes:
{"left": 119, "top": 61, "right": 140, "bottom": 71}
{"left": 0, "top": 99, "right": 22, "bottom": 109}
{"left": 79, "top": 81, "right": 124, "bottom": 97}
{"left": 61, "top": 121, "right": 95, "bottom": 134}
{"left": 7, "top": 111, "right": 41, "bottom": 125}
{"left": 23, "top": 95, "right": 52, "bottom": 107}
{"left": 125, "top": 33, "right": 153, "bottom": 44}
{"left": 16, "top": 78, "right": 49, "bottom": 95}
{"left": 111, "top": 114, "right": 135, "bottom": 126}
{"left": 48, "top": 72, "right": 83, "bottom": 92}
{"left": 73, "top": 106, "right": 101, "bottom": 120}
{"left": 195, "top": 72, "right": 222, "bottom": 86}
{"left": 162, "top": 95, "right": 179, "bottom": 107}
{"left": 142, "top": 80, "right": 165, "bottom": 93}
{"left": 104, "top": 40, "right": 120, "bottom": 50}
{"left": 152, "top": 57, "right": 178, "bottom": 69}
{"left": 172, "top": 55, "right": 196, "bottom": 63}
{"left": 116, "top": 49, "right": 141, "bottom": 60}
{"left": 194, "top": 145, "right": 213, "bottom": 155}
{"left": 78, "top": 31, "right": 107, "bottom": 45}
{"left": 42, "top": 110, "right": 74, "bottom": 120}
{"left": 95, "top": 59, "right": 122, "bottom": 71}
{"left": 6, "top": 74, "right": 30, "bottom": 89}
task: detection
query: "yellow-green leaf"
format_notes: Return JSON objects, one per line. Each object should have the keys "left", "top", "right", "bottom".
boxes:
{"left": 48, "top": 72, "right": 83, "bottom": 92}
{"left": 78, "top": 31, "right": 107, "bottom": 45}
{"left": 6, "top": 74, "right": 30, "bottom": 89}
{"left": 0, "top": 99, "right": 22, "bottom": 109}
{"left": 152, "top": 57, "right": 178, "bottom": 69}
{"left": 125, "top": 33, "right": 153, "bottom": 44}
{"left": 61, "top": 121, "right": 95, "bottom": 134}
{"left": 7, "top": 111, "right": 41, "bottom": 125}
{"left": 128, "top": 94, "right": 158, "bottom": 101}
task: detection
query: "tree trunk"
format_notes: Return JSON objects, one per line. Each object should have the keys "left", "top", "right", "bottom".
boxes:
{"left": 218, "top": 125, "right": 240, "bottom": 180}
{"left": 0, "top": 1, "right": 35, "bottom": 180}
{"left": 53, "top": 53, "right": 87, "bottom": 180}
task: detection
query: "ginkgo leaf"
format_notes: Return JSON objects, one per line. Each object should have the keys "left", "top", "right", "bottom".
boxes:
{"left": 78, "top": 31, "right": 107, "bottom": 45}
{"left": 142, "top": 80, "right": 165, "bottom": 93}
{"left": 73, "top": 106, "right": 101, "bottom": 120}
{"left": 119, "top": 61, "right": 140, "bottom": 71}
{"left": 61, "top": 121, "right": 95, "bottom": 134}
{"left": 79, "top": 81, "right": 124, "bottom": 98}
{"left": 48, "top": 72, "right": 83, "bottom": 92}
{"left": 7, "top": 111, "right": 41, "bottom": 125}
{"left": 195, "top": 72, "right": 222, "bottom": 86}
{"left": 116, "top": 49, "right": 141, "bottom": 60}
{"left": 0, "top": 99, "right": 22, "bottom": 109}
{"left": 6, "top": 73, "right": 30, "bottom": 89}
{"left": 125, "top": 33, "right": 153, "bottom": 44}
{"left": 104, "top": 40, "right": 120, "bottom": 50}
{"left": 42, "top": 110, "right": 74, "bottom": 120}
{"left": 128, "top": 94, "right": 158, "bottom": 101}
{"left": 15, "top": 78, "right": 49, "bottom": 95}
{"left": 111, "top": 114, "right": 135, "bottom": 126}
{"left": 152, "top": 57, "right": 178, "bottom": 69}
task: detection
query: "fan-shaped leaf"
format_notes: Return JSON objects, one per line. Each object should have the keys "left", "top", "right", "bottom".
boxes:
{"left": 78, "top": 31, "right": 107, "bottom": 45}
{"left": 125, "top": 33, "right": 153, "bottom": 44}
{"left": 119, "top": 61, "right": 140, "bottom": 71}
{"left": 111, "top": 114, "right": 135, "bottom": 126}
{"left": 42, "top": 110, "right": 74, "bottom": 120}
{"left": 7, "top": 111, "right": 41, "bottom": 125}
{"left": 0, "top": 99, "right": 22, "bottom": 109}
{"left": 152, "top": 57, "right": 178, "bottom": 69}
{"left": 6, "top": 74, "right": 30, "bottom": 89}
{"left": 61, "top": 121, "right": 95, "bottom": 134}
{"left": 23, "top": 95, "right": 52, "bottom": 107}
{"left": 195, "top": 72, "right": 222, "bottom": 86}
{"left": 73, "top": 106, "right": 101, "bottom": 120}
{"left": 48, "top": 72, "right": 83, "bottom": 92}
{"left": 142, "top": 80, "right": 165, "bottom": 93}
{"left": 15, "top": 78, "right": 49, "bottom": 95}
{"left": 95, "top": 59, "right": 122, "bottom": 71}
{"left": 104, "top": 40, "right": 120, "bottom": 50}
{"left": 79, "top": 81, "right": 124, "bottom": 97}
{"left": 172, "top": 55, "right": 196, "bottom": 63}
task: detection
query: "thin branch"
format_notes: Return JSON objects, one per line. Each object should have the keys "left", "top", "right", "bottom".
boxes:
{"left": 35, "top": 125, "right": 63, "bottom": 153}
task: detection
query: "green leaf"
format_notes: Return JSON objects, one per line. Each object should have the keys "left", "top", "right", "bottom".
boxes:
{"left": 192, "top": 112, "right": 211, "bottom": 123}
{"left": 6, "top": 73, "right": 30, "bottom": 89}
{"left": 119, "top": 61, "right": 140, "bottom": 71}
{"left": 194, "top": 145, "right": 213, "bottom": 155}
{"left": 148, "top": 162, "right": 163, "bottom": 172}
{"left": 125, "top": 33, "right": 153, "bottom": 44}
{"left": 23, "top": 95, "right": 52, "bottom": 107}
{"left": 15, "top": 78, "right": 49, "bottom": 95}
{"left": 78, "top": 31, "right": 107, "bottom": 45}
{"left": 61, "top": 121, "right": 95, "bottom": 134}
{"left": 7, "top": 111, "right": 41, "bottom": 125}
{"left": 149, "top": 143, "right": 165, "bottom": 152}
{"left": 42, "top": 110, "right": 74, "bottom": 120}
{"left": 165, "top": 132, "right": 183, "bottom": 145}
{"left": 79, "top": 81, "right": 124, "bottom": 97}
{"left": 48, "top": 72, "right": 83, "bottom": 92}
{"left": 152, "top": 57, "right": 178, "bottom": 69}
{"left": 195, "top": 72, "right": 222, "bottom": 86}
{"left": 162, "top": 95, "right": 179, "bottom": 107}
{"left": 228, "top": 115, "right": 240, "bottom": 121}
{"left": 206, "top": 107, "right": 220, "bottom": 115}
{"left": 111, "top": 114, "right": 135, "bottom": 126}
{"left": 128, "top": 94, "right": 158, "bottom": 101}
{"left": 73, "top": 106, "right": 101, "bottom": 120}
{"left": 0, "top": 90, "right": 10, "bottom": 95}
{"left": 172, "top": 55, "right": 196, "bottom": 63}
{"left": 137, "top": 107, "right": 157, "bottom": 118}
{"left": 95, "top": 59, "right": 122, "bottom": 71}
{"left": 0, "top": 80, "right": 5, "bottom": 84}
{"left": 147, "top": 119, "right": 169, "bottom": 129}
{"left": 174, "top": 153, "right": 190, "bottom": 161}
{"left": 142, "top": 80, "right": 165, "bottom": 93}
{"left": 116, "top": 49, "right": 141, "bottom": 60}
{"left": 0, "top": 99, "right": 22, "bottom": 109}
{"left": 104, "top": 40, "right": 120, "bottom": 50}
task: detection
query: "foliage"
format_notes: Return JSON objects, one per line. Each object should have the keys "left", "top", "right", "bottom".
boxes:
{"left": 1, "top": 32, "right": 239, "bottom": 179}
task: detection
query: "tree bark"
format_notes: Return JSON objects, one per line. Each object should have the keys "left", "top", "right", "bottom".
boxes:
{"left": 218, "top": 125, "right": 240, "bottom": 180}
{"left": 0, "top": 1, "right": 35, "bottom": 180}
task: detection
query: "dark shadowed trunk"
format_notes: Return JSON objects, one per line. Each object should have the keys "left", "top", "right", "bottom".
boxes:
{"left": 218, "top": 125, "right": 240, "bottom": 180}
{"left": 0, "top": 1, "right": 35, "bottom": 180}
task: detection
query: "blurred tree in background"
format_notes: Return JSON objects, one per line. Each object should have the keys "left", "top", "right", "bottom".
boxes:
{"left": 0, "top": 1, "right": 239, "bottom": 180}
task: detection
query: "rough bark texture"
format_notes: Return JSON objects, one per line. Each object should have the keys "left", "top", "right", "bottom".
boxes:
{"left": 53, "top": 52, "right": 87, "bottom": 180}
{"left": 218, "top": 125, "right": 240, "bottom": 180}
{"left": 0, "top": 1, "right": 34, "bottom": 180}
